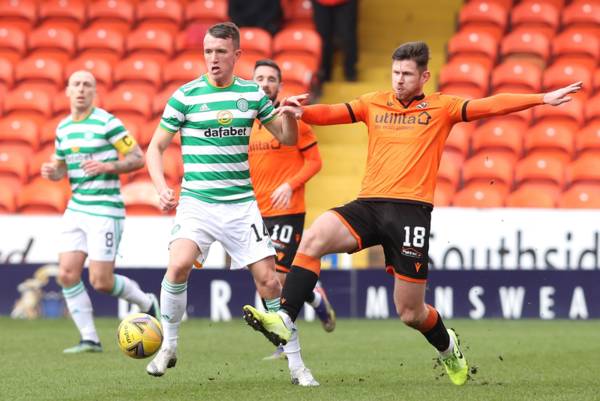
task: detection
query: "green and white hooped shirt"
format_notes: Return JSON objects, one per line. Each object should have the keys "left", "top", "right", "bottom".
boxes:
{"left": 160, "top": 74, "right": 276, "bottom": 204}
{"left": 54, "top": 107, "right": 128, "bottom": 219}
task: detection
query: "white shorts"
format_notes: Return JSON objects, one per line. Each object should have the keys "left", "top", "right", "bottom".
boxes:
{"left": 170, "top": 196, "right": 275, "bottom": 270}
{"left": 59, "top": 209, "right": 124, "bottom": 261}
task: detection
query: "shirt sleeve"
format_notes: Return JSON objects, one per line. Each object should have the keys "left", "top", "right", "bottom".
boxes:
{"left": 54, "top": 136, "right": 65, "bottom": 161}
{"left": 256, "top": 88, "right": 276, "bottom": 125}
{"left": 105, "top": 117, "right": 128, "bottom": 144}
{"left": 297, "top": 120, "right": 317, "bottom": 150}
{"left": 160, "top": 88, "right": 187, "bottom": 134}
{"left": 440, "top": 94, "right": 469, "bottom": 124}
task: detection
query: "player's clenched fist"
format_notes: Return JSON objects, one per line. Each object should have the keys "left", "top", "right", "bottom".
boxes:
{"left": 158, "top": 187, "right": 178, "bottom": 212}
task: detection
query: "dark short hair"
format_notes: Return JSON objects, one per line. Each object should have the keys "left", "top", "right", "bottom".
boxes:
{"left": 207, "top": 22, "right": 240, "bottom": 49}
{"left": 392, "top": 41, "right": 430, "bottom": 71}
{"left": 254, "top": 59, "right": 282, "bottom": 82}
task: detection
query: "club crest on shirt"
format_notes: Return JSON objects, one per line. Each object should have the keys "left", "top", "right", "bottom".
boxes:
{"left": 416, "top": 102, "right": 428, "bottom": 109}
{"left": 217, "top": 110, "right": 233, "bottom": 125}
{"left": 236, "top": 98, "right": 249, "bottom": 112}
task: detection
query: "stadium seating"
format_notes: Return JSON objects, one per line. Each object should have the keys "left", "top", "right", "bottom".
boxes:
{"left": 136, "top": 0, "right": 184, "bottom": 35}
{"left": 0, "top": 183, "right": 16, "bottom": 213}
{"left": 184, "top": 0, "right": 228, "bottom": 27}
{"left": 17, "top": 177, "right": 68, "bottom": 214}
{"left": 551, "top": 30, "right": 599, "bottom": 71}
{"left": 567, "top": 155, "right": 600, "bottom": 186}
{"left": 113, "top": 57, "right": 163, "bottom": 97}
{"left": 278, "top": 57, "right": 313, "bottom": 91}
{"left": 163, "top": 55, "right": 206, "bottom": 87}
{"left": 0, "top": 115, "right": 39, "bottom": 152}
{"left": 462, "top": 152, "right": 514, "bottom": 195}
{"left": 491, "top": 60, "right": 542, "bottom": 93}
{"left": 0, "top": 148, "right": 29, "bottom": 190}
{"left": 459, "top": 0, "right": 508, "bottom": 41}
{"left": 27, "top": 26, "right": 76, "bottom": 64}
{"left": 500, "top": 29, "right": 550, "bottom": 67}
{"left": 584, "top": 93, "right": 600, "bottom": 123}
{"left": 239, "top": 27, "right": 273, "bottom": 60}
{"left": 282, "top": 0, "right": 314, "bottom": 29}
{"left": 447, "top": 30, "right": 498, "bottom": 70}
{"left": 533, "top": 96, "right": 584, "bottom": 127}
{"left": 439, "top": 60, "right": 490, "bottom": 94}
{"left": 125, "top": 27, "right": 174, "bottom": 64}
{"left": 561, "top": 1, "right": 600, "bottom": 37}
{"left": 524, "top": 120, "right": 575, "bottom": 164}
{"left": 0, "top": 27, "right": 27, "bottom": 63}
{"left": 510, "top": 1, "right": 560, "bottom": 39}
{"left": 514, "top": 154, "right": 565, "bottom": 195}
{"left": 15, "top": 56, "right": 64, "bottom": 95}
{"left": 65, "top": 57, "right": 114, "bottom": 91}
{"left": 273, "top": 28, "right": 321, "bottom": 72}
{"left": 121, "top": 180, "right": 163, "bottom": 215}
{"left": 558, "top": 184, "right": 600, "bottom": 209}
{"left": 77, "top": 27, "right": 125, "bottom": 65}
{"left": 38, "top": 0, "right": 87, "bottom": 35}
{"left": 575, "top": 121, "right": 600, "bottom": 158}
{"left": 452, "top": 182, "right": 505, "bottom": 207}
{"left": 0, "top": 0, "right": 37, "bottom": 33}
{"left": 471, "top": 118, "right": 525, "bottom": 162}
{"left": 505, "top": 184, "right": 557, "bottom": 208}
{"left": 87, "top": 0, "right": 135, "bottom": 36}
{"left": 29, "top": 145, "right": 54, "bottom": 181}
{"left": 103, "top": 86, "right": 152, "bottom": 126}
{"left": 445, "top": 122, "right": 476, "bottom": 163}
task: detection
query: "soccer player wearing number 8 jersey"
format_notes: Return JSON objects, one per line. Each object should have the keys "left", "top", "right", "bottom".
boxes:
{"left": 145, "top": 23, "right": 318, "bottom": 386}
{"left": 243, "top": 41, "right": 583, "bottom": 386}
{"left": 41, "top": 71, "right": 160, "bottom": 354}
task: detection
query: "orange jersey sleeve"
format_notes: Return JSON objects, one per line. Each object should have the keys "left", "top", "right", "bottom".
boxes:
{"left": 464, "top": 93, "right": 545, "bottom": 121}
{"left": 249, "top": 120, "right": 319, "bottom": 217}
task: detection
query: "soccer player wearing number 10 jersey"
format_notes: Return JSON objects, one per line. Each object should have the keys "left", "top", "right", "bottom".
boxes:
{"left": 243, "top": 41, "right": 583, "bottom": 386}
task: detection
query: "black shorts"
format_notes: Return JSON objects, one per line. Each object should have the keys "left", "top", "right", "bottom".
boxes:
{"left": 331, "top": 199, "right": 432, "bottom": 283}
{"left": 263, "top": 213, "right": 305, "bottom": 273}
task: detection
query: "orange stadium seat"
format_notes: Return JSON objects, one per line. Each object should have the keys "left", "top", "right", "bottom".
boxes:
{"left": 452, "top": 182, "right": 505, "bottom": 207}
{"left": 103, "top": 87, "right": 152, "bottom": 125}
{"left": 567, "top": 155, "right": 600, "bottom": 185}
{"left": 136, "top": 0, "right": 184, "bottom": 35}
{"left": 500, "top": 29, "right": 550, "bottom": 67}
{"left": 78, "top": 27, "right": 125, "bottom": 65}
{"left": 0, "top": 148, "right": 29, "bottom": 188}
{"left": 65, "top": 57, "right": 113, "bottom": 91}
{"left": 459, "top": 0, "right": 508, "bottom": 41}
{"left": 467, "top": 0, "right": 514, "bottom": 10}
{"left": 514, "top": 153, "right": 565, "bottom": 192}
{"left": 4, "top": 87, "right": 52, "bottom": 122}
{"left": 551, "top": 30, "right": 599, "bottom": 71}
{"left": 445, "top": 122, "right": 475, "bottom": 163}
{"left": 121, "top": 180, "right": 163, "bottom": 215}
{"left": 576, "top": 121, "right": 600, "bottom": 158}
{"left": 437, "top": 152, "right": 461, "bottom": 191}
{"left": 543, "top": 62, "right": 592, "bottom": 94}
{"left": 184, "top": 0, "right": 228, "bottom": 27}
{"left": 0, "top": 0, "right": 37, "bottom": 33}
{"left": 234, "top": 55, "right": 258, "bottom": 80}
{"left": 471, "top": 118, "right": 525, "bottom": 161}
{"left": 17, "top": 178, "right": 67, "bottom": 214}
{"left": 0, "top": 58, "right": 14, "bottom": 92}
{"left": 151, "top": 84, "right": 179, "bottom": 118}
{"left": 558, "top": 184, "right": 600, "bottom": 209}
{"left": 0, "top": 184, "right": 16, "bottom": 213}
{"left": 594, "top": 68, "right": 600, "bottom": 94}
{"left": 584, "top": 93, "right": 600, "bottom": 123}
{"left": 0, "top": 115, "right": 39, "bottom": 151}
{"left": 87, "top": 0, "right": 135, "bottom": 36}
{"left": 29, "top": 144, "right": 54, "bottom": 180}
{"left": 174, "top": 24, "right": 206, "bottom": 57}
{"left": 282, "top": 0, "right": 314, "bottom": 29}
{"left": 15, "top": 57, "right": 64, "bottom": 95}
{"left": 510, "top": 1, "right": 560, "bottom": 39}
{"left": 240, "top": 27, "right": 273, "bottom": 60}
{"left": 524, "top": 120, "right": 575, "bottom": 163}
{"left": 279, "top": 58, "right": 313, "bottom": 90}
{"left": 40, "top": 116, "right": 63, "bottom": 148}
{"left": 433, "top": 181, "right": 454, "bottom": 207}
{"left": 505, "top": 184, "right": 557, "bottom": 208}
{"left": 273, "top": 28, "right": 321, "bottom": 72}
{"left": 162, "top": 145, "right": 183, "bottom": 186}
{"left": 534, "top": 97, "right": 584, "bottom": 127}
{"left": 561, "top": 1, "right": 600, "bottom": 37}
{"left": 38, "top": 0, "right": 87, "bottom": 35}
{"left": 439, "top": 60, "right": 490, "bottom": 94}
{"left": 491, "top": 60, "right": 542, "bottom": 93}
{"left": 27, "top": 26, "right": 75, "bottom": 64}
{"left": 125, "top": 27, "right": 174, "bottom": 64}
{"left": 0, "top": 27, "right": 27, "bottom": 63}
{"left": 113, "top": 57, "right": 163, "bottom": 97}
{"left": 163, "top": 55, "right": 206, "bottom": 87}
{"left": 462, "top": 152, "right": 514, "bottom": 194}
{"left": 133, "top": 119, "right": 154, "bottom": 148}
{"left": 447, "top": 31, "right": 498, "bottom": 70}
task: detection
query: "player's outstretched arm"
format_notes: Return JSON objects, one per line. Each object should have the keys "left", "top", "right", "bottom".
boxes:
{"left": 264, "top": 108, "right": 299, "bottom": 145}
{"left": 147, "top": 125, "right": 178, "bottom": 212}
{"left": 465, "top": 81, "right": 583, "bottom": 121}
{"left": 281, "top": 93, "right": 357, "bottom": 126}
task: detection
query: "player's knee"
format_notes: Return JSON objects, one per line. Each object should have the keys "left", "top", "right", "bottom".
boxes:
{"left": 89, "top": 274, "right": 112, "bottom": 293}
{"left": 397, "top": 306, "right": 422, "bottom": 328}
{"left": 57, "top": 269, "right": 79, "bottom": 288}
{"left": 166, "top": 260, "right": 192, "bottom": 283}
{"left": 298, "top": 228, "right": 325, "bottom": 256}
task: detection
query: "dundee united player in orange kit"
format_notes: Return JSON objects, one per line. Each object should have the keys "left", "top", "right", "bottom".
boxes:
{"left": 243, "top": 41, "right": 583, "bottom": 385}
{"left": 249, "top": 60, "right": 335, "bottom": 360}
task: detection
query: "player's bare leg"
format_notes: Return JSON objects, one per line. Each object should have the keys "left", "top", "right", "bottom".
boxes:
{"left": 147, "top": 238, "right": 199, "bottom": 377}
{"left": 89, "top": 260, "right": 159, "bottom": 319}
{"left": 393, "top": 279, "right": 468, "bottom": 385}
{"left": 59, "top": 251, "right": 103, "bottom": 353}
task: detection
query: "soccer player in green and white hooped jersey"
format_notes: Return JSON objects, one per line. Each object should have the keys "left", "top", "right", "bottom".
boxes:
{"left": 41, "top": 70, "right": 160, "bottom": 354}
{"left": 145, "top": 22, "right": 318, "bottom": 386}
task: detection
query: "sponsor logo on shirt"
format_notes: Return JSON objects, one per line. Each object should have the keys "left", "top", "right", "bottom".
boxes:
{"left": 217, "top": 110, "right": 233, "bottom": 125}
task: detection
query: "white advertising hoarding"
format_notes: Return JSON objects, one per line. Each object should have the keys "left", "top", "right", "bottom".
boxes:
{"left": 0, "top": 208, "right": 598, "bottom": 269}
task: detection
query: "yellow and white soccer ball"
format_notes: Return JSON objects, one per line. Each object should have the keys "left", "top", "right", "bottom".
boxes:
{"left": 117, "top": 313, "right": 163, "bottom": 359}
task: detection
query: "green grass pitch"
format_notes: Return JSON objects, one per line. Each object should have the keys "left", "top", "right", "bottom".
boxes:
{"left": 1, "top": 317, "right": 598, "bottom": 401}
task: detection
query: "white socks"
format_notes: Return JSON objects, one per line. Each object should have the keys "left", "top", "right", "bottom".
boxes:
{"left": 111, "top": 274, "right": 152, "bottom": 312}
{"left": 309, "top": 289, "right": 322, "bottom": 308}
{"left": 278, "top": 311, "right": 305, "bottom": 370}
{"left": 439, "top": 332, "right": 455, "bottom": 358}
{"left": 62, "top": 281, "right": 100, "bottom": 343}
{"left": 160, "top": 277, "right": 188, "bottom": 350}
